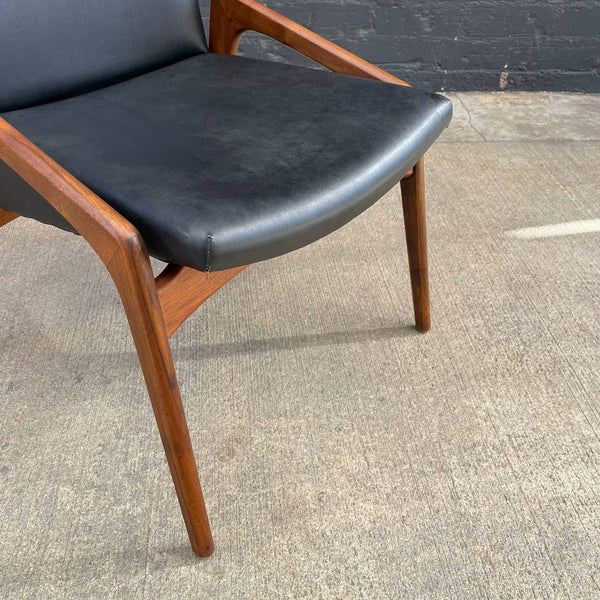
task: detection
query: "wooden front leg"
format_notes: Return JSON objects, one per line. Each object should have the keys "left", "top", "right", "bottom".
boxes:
{"left": 107, "top": 236, "right": 215, "bottom": 556}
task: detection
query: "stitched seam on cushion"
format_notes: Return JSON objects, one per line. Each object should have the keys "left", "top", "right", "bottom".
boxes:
{"left": 205, "top": 233, "right": 213, "bottom": 274}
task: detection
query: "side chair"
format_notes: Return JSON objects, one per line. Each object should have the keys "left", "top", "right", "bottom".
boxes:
{"left": 0, "top": 0, "right": 452, "bottom": 555}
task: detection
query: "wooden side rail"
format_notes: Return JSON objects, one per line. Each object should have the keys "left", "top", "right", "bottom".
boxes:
{"left": 156, "top": 264, "right": 248, "bottom": 337}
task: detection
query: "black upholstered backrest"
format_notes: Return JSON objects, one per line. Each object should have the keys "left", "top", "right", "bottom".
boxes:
{"left": 0, "top": 1, "right": 208, "bottom": 113}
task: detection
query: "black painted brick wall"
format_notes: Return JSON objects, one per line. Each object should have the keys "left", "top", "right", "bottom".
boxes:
{"left": 199, "top": 0, "right": 600, "bottom": 91}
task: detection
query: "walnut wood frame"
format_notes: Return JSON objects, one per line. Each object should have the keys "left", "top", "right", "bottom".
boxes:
{"left": 0, "top": 0, "right": 430, "bottom": 557}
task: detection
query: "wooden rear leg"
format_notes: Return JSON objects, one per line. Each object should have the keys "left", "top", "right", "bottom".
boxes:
{"left": 400, "top": 157, "right": 431, "bottom": 332}
{"left": 107, "top": 236, "right": 214, "bottom": 556}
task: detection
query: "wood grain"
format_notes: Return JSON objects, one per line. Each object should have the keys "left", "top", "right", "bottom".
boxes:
{"left": 108, "top": 237, "right": 215, "bottom": 556}
{"left": 156, "top": 264, "right": 248, "bottom": 337}
{"left": 400, "top": 158, "right": 430, "bottom": 332}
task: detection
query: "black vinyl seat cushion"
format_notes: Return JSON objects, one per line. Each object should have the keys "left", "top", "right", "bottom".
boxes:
{"left": 1, "top": 53, "right": 452, "bottom": 271}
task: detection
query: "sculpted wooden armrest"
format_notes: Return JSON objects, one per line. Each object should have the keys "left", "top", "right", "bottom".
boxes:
{"left": 209, "top": 0, "right": 410, "bottom": 86}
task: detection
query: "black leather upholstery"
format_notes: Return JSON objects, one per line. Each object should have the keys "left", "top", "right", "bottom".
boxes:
{"left": 1, "top": 54, "right": 452, "bottom": 271}
{"left": 0, "top": 0, "right": 207, "bottom": 112}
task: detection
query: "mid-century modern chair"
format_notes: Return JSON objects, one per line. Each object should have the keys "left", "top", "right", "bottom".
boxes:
{"left": 0, "top": 0, "right": 452, "bottom": 555}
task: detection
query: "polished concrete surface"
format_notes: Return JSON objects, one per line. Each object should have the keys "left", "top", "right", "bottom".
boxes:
{"left": 1, "top": 92, "right": 599, "bottom": 599}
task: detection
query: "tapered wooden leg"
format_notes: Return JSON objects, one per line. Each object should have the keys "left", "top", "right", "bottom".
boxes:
{"left": 400, "top": 157, "right": 430, "bottom": 332}
{"left": 107, "top": 236, "right": 214, "bottom": 556}
{"left": 0, "top": 207, "right": 19, "bottom": 227}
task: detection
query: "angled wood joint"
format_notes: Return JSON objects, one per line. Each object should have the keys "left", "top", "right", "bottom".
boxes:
{"left": 0, "top": 117, "right": 138, "bottom": 266}
{"left": 209, "top": 0, "right": 245, "bottom": 54}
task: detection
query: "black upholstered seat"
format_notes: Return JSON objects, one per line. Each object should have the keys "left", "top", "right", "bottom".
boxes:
{"left": 1, "top": 54, "right": 451, "bottom": 271}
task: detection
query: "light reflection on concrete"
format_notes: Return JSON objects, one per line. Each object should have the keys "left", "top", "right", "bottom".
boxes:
{"left": 506, "top": 219, "right": 600, "bottom": 238}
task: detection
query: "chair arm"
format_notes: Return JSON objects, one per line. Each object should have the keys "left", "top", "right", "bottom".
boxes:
{"left": 0, "top": 117, "right": 141, "bottom": 266}
{"left": 209, "top": 0, "right": 410, "bottom": 86}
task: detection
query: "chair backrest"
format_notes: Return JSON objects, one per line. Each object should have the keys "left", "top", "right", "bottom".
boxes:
{"left": 0, "top": 0, "right": 208, "bottom": 113}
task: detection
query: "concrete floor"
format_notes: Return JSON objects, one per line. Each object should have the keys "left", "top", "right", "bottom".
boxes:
{"left": 1, "top": 92, "right": 599, "bottom": 599}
